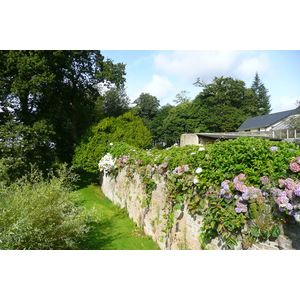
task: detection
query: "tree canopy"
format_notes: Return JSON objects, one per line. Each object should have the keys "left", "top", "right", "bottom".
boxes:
{"left": 192, "top": 76, "right": 265, "bottom": 132}
{"left": 133, "top": 93, "right": 160, "bottom": 121}
{"left": 0, "top": 50, "right": 274, "bottom": 175}
{"left": 0, "top": 50, "right": 126, "bottom": 163}
{"left": 73, "top": 112, "right": 152, "bottom": 172}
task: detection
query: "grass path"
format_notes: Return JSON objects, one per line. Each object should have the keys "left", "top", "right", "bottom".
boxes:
{"left": 75, "top": 174, "right": 160, "bottom": 250}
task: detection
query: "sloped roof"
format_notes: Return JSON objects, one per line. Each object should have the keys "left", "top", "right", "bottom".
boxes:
{"left": 237, "top": 107, "right": 300, "bottom": 131}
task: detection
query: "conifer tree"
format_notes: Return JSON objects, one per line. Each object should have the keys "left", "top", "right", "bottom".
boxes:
{"left": 251, "top": 72, "right": 271, "bottom": 115}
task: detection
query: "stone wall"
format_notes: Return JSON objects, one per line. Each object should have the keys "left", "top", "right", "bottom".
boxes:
{"left": 180, "top": 132, "right": 273, "bottom": 146}
{"left": 101, "top": 169, "right": 300, "bottom": 250}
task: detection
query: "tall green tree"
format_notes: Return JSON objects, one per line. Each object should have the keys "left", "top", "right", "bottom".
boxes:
{"left": 193, "top": 76, "right": 259, "bottom": 132}
{"left": 0, "top": 121, "right": 56, "bottom": 181}
{"left": 251, "top": 72, "right": 271, "bottom": 115}
{"left": 150, "top": 104, "right": 174, "bottom": 145}
{"left": 161, "top": 102, "right": 204, "bottom": 146}
{"left": 0, "top": 50, "right": 126, "bottom": 163}
{"left": 133, "top": 93, "right": 160, "bottom": 123}
{"left": 95, "top": 85, "right": 130, "bottom": 119}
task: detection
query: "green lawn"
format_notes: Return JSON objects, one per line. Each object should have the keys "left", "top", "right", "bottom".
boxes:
{"left": 75, "top": 173, "right": 160, "bottom": 250}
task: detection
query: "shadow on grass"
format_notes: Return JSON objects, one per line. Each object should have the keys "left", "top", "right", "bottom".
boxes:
{"left": 74, "top": 171, "right": 99, "bottom": 191}
{"left": 79, "top": 220, "right": 117, "bottom": 250}
{"left": 78, "top": 218, "right": 131, "bottom": 250}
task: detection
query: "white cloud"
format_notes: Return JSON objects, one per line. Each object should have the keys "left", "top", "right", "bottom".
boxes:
{"left": 138, "top": 74, "right": 175, "bottom": 102}
{"left": 154, "top": 50, "right": 241, "bottom": 82}
{"left": 235, "top": 53, "right": 271, "bottom": 78}
{"left": 154, "top": 50, "right": 273, "bottom": 83}
{"left": 272, "top": 96, "right": 300, "bottom": 113}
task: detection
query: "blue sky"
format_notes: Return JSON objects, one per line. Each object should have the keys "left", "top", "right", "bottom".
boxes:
{"left": 101, "top": 50, "right": 300, "bottom": 113}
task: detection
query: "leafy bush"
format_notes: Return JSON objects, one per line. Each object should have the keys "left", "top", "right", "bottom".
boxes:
{"left": 100, "top": 137, "right": 300, "bottom": 249}
{"left": 0, "top": 121, "right": 56, "bottom": 182}
{"left": 0, "top": 166, "right": 90, "bottom": 250}
{"left": 73, "top": 112, "right": 152, "bottom": 173}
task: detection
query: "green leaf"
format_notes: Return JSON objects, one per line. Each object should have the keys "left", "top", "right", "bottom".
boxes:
{"left": 261, "top": 231, "right": 270, "bottom": 239}
{"left": 270, "top": 225, "right": 281, "bottom": 238}
{"left": 173, "top": 204, "right": 182, "bottom": 211}
{"left": 175, "top": 195, "right": 183, "bottom": 202}
{"left": 250, "top": 226, "right": 260, "bottom": 237}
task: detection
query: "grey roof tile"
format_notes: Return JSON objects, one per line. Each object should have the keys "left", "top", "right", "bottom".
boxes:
{"left": 237, "top": 107, "right": 300, "bottom": 131}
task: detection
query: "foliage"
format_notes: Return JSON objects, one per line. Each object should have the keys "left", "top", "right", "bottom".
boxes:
{"left": 162, "top": 102, "right": 203, "bottom": 145}
{"left": 99, "top": 136, "right": 300, "bottom": 249}
{"left": 174, "top": 90, "right": 191, "bottom": 104}
{"left": 73, "top": 112, "right": 152, "bottom": 173}
{"left": 150, "top": 104, "right": 174, "bottom": 145}
{"left": 193, "top": 76, "right": 260, "bottom": 132}
{"left": 95, "top": 86, "right": 130, "bottom": 119}
{"left": 251, "top": 72, "right": 271, "bottom": 115}
{"left": 0, "top": 120, "right": 56, "bottom": 182}
{"left": 196, "top": 137, "right": 300, "bottom": 187}
{"left": 0, "top": 166, "right": 91, "bottom": 250}
{"left": 148, "top": 76, "right": 271, "bottom": 146}
{"left": 133, "top": 92, "right": 160, "bottom": 121}
{"left": 0, "top": 50, "right": 126, "bottom": 163}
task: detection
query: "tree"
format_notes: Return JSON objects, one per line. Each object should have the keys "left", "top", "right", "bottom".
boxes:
{"left": 161, "top": 102, "right": 203, "bottom": 146}
{"left": 251, "top": 72, "right": 271, "bottom": 115}
{"left": 0, "top": 50, "right": 126, "bottom": 163}
{"left": 95, "top": 85, "right": 130, "bottom": 119}
{"left": 133, "top": 93, "right": 160, "bottom": 122}
{"left": 193, "top": 76, "right": 259, "bottom": 132}
{"left": 150, "top": 104, "right": 174, "bottom": 144}
{"left": 0, "top": 121, "right": 56, "bottom": 181}
{"left": 73, "top": 112, "right": 152, "bottom": 172}
{"left": 174, "top": 90, "right": 191, "bottom": 104}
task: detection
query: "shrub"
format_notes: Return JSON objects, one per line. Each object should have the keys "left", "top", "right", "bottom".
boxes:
{"left": 0, "top": 166, "right": 90, "bottom": 250}
{"left": 73, "top": 112, "right": 152, "bottom": 173}
{"left": 100, "top": 137, "right": 300, "bottom": 249}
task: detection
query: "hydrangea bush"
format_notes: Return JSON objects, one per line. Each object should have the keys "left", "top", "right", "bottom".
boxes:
{"left": 98, "top": 137, "right": 300, "bottom": 249}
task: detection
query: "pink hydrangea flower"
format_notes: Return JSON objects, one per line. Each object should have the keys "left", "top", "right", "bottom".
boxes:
{"left": 234, "top": 180, "right": 247, "bottom": 193}
{"left": 260, "top": 176, "right": 269, "bottom": 185}
{"left": 182, "top": 165, "right": 189, "bottom": 172}
{"left": 233, "top": 174, "right": 246, "bottom": 183}
{"left": 235, "top": 200, "right": 247, "bottom": 213}
{"left": 278, "top": 179, "right": 285, "bottom": 188}
{"left": 290, "top": 162, "right": 300, "bottom": 172}
{"left": 285, "top": 178, "right": 296, "bottom": 190}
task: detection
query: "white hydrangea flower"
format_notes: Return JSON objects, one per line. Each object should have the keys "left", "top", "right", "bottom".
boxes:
{"left": 198, "top": 147, "right": 205, "bottom": 151}
{"left": 195, "top": 167, "right": 203, "bottom": 174}
{"left": 98, "top": 153, "right": 116, "bottom": 174}
{"left": 193, "top": 178, "right": 199, "bottom": 184}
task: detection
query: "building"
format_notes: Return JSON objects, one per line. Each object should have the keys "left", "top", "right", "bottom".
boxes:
{"left": 180, "top": 132, "right": 281, "bottom": 146}
{"left": 180, "top": 107, "right": 300, "bottom": 146}
{"left": 237, "top": 106, "right": 300, "bottom": 140}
